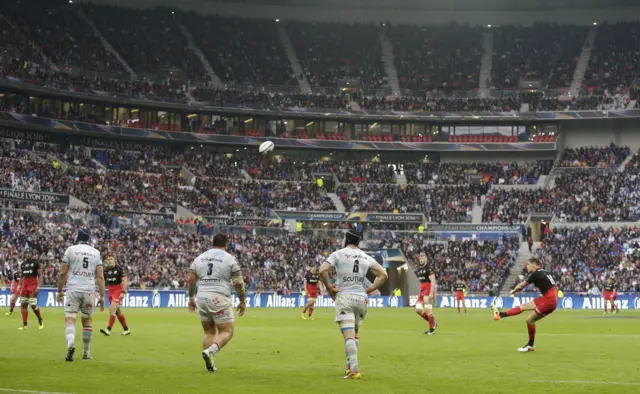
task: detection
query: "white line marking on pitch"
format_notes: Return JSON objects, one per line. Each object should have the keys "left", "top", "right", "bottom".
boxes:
{"left": 0, "top": 388, "right": 73, "bottom": 394}
{"left": 530, "top": 380, "right": 640, "bottom": 386}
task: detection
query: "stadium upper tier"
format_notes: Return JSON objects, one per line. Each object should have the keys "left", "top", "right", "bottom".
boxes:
{"left": 0, "top": 1, "right": 638, "bottom": 113}
{"left": 2, "top": 136, "right": 638, "bottom": 224}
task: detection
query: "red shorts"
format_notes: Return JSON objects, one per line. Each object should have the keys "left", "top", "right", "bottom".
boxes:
{"left": 108, "top": 286, "right": 123, "bottom": 305}
{"left": 306, "top": 285, "right": 318, "bottom": 299}
{"left": 418, "top": 283, "right": 432, "bottom": 302}
{"left": 11, "top": 282, "right": 19, "bottom": 295}
{"left": 603, "top": 291, "right": 616, "bottom": 301}
{"left": 533, "top": 288, "right": 558, "bottom": 317}
{"left": 455, "top": 291, "right": 464, "bottom": 301}
{"left": 20, "top": 279, "right": 38, "bottom": 298}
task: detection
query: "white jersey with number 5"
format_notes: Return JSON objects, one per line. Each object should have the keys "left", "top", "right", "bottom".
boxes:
{"left": 190, "top": 248, "right": 240, "bottom": 297}
{"left": 62, "top": 244, "right": 102, "bottom": 292}
{"left": 326, "top": 247, "right": 381, "bottom": 296}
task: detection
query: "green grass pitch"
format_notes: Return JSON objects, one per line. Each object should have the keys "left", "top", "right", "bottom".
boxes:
{"left": 1, "top": 307, "right": 639, "bottom": 394}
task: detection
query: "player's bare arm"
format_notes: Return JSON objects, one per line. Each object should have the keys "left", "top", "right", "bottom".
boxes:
{"left": 366, "top": 263, "right": 388, "bottom": 294}
{"left": 318, "top": 262, "right": 336, "bottom": 298}
{"left": 96, "top": 265, "right": 105, "bottom": 312}
{"left": 120, "top": 275, "right": 128, "bottom": 301}
{"left": 510, "top": 280, "right": 529, "bottom": 296}
{"left": 232, "top": 270, "right": 246, "bottom": 316}
{"left": 428, "top": 273, "right": 436, "bottom": 300}
{"left": 56, "top": 262, "right": 69, "bottom": 303}
{"left": 188, "top": 270, "right": 197, "bottom": 312}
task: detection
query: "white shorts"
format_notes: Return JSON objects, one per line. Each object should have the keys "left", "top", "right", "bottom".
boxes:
{"left": 197, "top": 294, "right": 234, "bottom": 325}
{"left": 334, "top": 293, "right": 367, "bottom": 328}
{"left": 64, "top": 291, "right": 96, "bottom": 317}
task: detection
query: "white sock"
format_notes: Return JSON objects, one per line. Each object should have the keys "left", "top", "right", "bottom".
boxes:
{"left": 207, "top": 343, "right": 220, "bottom": 356}
{"left": 65, "top": 324, "right": 75, "bottom": 348}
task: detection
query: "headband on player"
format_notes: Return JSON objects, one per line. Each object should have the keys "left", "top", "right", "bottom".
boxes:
{"left": 344, "top": 230, "right": 363, "bottom": 247}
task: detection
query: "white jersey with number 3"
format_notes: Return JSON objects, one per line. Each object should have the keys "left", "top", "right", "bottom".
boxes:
{"left": 62, "top": 244, "right": 102, "bottom": 292}
{"left": 326, "top": 247, "right": 381, "bottom": 296}
{"left": 190, "top": 248, "right": 240, "bottom": 297}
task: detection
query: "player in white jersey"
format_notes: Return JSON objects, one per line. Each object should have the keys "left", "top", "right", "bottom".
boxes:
{"left": 188, "top": 233, "right": 246, "bottom": 373}
{"left": 56, "top": 228, "right": 105, "bottom": 362}
{"left": 319, "top": 230, "right": 388, "bottom": 380}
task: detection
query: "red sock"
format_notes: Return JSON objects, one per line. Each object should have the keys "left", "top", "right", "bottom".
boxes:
{"left": 32, "top": 307, "right": 42, "bottom": 321}
{"left": 308, "top": 307, "right": 314, "bottom": 317}
{"left": 21, "top": 306, "right": 28, "bottom": 325}
{"left": 604, "top": 303, "right": 608, "bottom": 312}
{"left": 457, "top": 305, "right": 460, "bottom": 313}
{"left": 9, "top": 301, "right": 15, "bottom": 312}
{"left": 108, "top": 315, "right": 116, "bottom": 330}
{"left": 611, "top": 302, "right": 617, "bottom": 311}
{"left": 527, "top": 323, "right": 536, "bottom": 344}
{"left": 117, "top": 313, "right": 128, "bottom": 330}
{"left": 426, "top": 314, "right": 435, "bottom": 329}
{"left": 420, "top": 311, "right": 430, "bottom": 322}
{"left": 505, "top": 306, "right": 523, "bottom": 317}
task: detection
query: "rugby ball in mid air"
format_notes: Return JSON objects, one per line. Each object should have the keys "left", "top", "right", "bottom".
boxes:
{"left": 259, "top": 140, "right": 275, "bottom": 155}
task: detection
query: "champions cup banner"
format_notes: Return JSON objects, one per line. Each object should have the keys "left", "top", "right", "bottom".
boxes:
{"left": 426, "top": 224, "right": 523, "bottom": 232}
{"left": 0, "top": 289, "right": 403, "bottom": 309}
{"left": 407, "top": 294, "right": 640, "bottom": 310}
{"left": 0, "top": 188, "right": 70, "bottom": 205}
{"left": 273, "top": 210, "right": 424, "bottom": 223}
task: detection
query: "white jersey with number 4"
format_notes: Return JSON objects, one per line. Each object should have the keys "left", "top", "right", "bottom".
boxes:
{"left": 190, "top": 248, "right": 240, "bottom": 297}
{"left": 326, "top": 247, "right": 381, "bottom": 296}
{"left": 62, "top": 244, "right": 102, "bottom": 292}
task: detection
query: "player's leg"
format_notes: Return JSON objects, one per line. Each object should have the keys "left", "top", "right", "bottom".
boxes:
{"left": 6, "top": 293, "right": 17, "bottom": 315}
{"left": 494, "top": 299, "right": 536, "bottom": 320}
{"left": 18, "top": 287, "right": 29, "bottom": 330}
{"left": 603, "top": 297, "right": 609, "bottom": 314}
{"left": 611, "top": 298, "right": 618, "bottom": 314}
{"left": 200, "top": 320, "right": 218, "bottom": 372}
{"left": 307, "top": 298, "right": 316, "bottom": 320}
{"left": 28, "top": 295, "right": 43, "bottom": 329}
{"left": 462, "top": 297, "right": 467, "bottom": 314}
{"left": 64, "top": 314, "right": 78, "bottom": 361}
{"left": 423, "top": 297, "right": 437, "bottom": 334}
{"left": 80, "top": 293, "right": 96, "bottom": 359}
{"left": 116, "top": 306, "right": 130, "bottom": 335}
{"left": 517, "top": 311, "right": 543, "bottom": 353}
{"left": 100, "top": 297, "right": 121, "bottom": 336}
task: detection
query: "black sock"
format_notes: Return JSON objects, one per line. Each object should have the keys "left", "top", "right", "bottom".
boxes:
{"left": 527, "top": 340, "right": 534, "bottom": 347}
{"left": 499, "top": 312, "right": 507, "bottom": 318}
{"left": 123, "top": 326, "right": 128, "bottom": 331}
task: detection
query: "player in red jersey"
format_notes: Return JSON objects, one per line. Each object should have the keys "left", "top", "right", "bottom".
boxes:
{"left": 602, "top": 278, "right": 618, "bottom": 315}
{"left": 491, "top": 257, "right": 557, "bottom": 352}
{"left": 453, "top": 279, "right": 467, "bottom": 314}
{"left": 415, "top": 252, "right": 438, "bottom": 335}
{"left": 301, "top": 266, "right": 320, "bottom": 320}
{"left": 100, "top": 255, "right": 130, "bottom": 336}
{"left": 4, "top": 263, "right": 21, "bottom": 316}
{"left": 17, "top": 250, "right": 44, "bottom": 330}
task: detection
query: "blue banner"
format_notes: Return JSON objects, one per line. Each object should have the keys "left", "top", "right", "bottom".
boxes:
{"left": 0, "top": 288, "right": 403, "bottom": 309}
{"left": 408, "top": 294, "right": 640, "bottom": 310}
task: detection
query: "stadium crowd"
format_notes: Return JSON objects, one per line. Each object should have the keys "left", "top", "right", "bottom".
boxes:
{"left": 526, "top": 226, "right": 640, "bottom": 293}
{"left": 405, "top": 161, "right": 552, "bottom": 185}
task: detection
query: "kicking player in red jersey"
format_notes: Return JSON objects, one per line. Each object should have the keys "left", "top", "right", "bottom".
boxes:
{"left": 4, "top": 263, "right": 21, "bottom": 316}
{"left": 453, "top": 279, "right": 467, "bottom": 314}
{"left": 100, "top": 255, "right": 130, "bottom": 336}
{"left": 602, "top": 278, "right": 618, "bottom": 315}
{"left": 491, "top": 257, "right": 557, "bottom": 352}
{"left": 301, "top": 266, "right": 320, "bottom": 320}
{"left": 17, "top": 250, "right": 44, "bottom": 330}
{"left": 415, "top": 252, "right": 438, "bottom": 335}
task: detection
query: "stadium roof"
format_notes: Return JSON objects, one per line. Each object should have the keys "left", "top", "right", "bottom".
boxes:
{"left": 95, "top": 0, "right": 636, "bottom": 12}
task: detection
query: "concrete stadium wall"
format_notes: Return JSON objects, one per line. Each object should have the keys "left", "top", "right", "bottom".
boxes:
{"left": 90, "top": 0, "right": 640, "bottom": 25}
{"left": 440, "top": 151, "right": 555, "bottom": 163}
{"left": 562, "top": 120, "right": 640, "bottom": 150}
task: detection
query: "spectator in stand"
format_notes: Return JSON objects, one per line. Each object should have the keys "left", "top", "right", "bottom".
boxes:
{"left": 491, "top": 24, "right": 587, "bottom": 89}
{"left": 405, "top": 161, "right": 551, "bottom": 185}
{"left": 389, "top": 24, "right": 483, "bottom": 93}
{"left": 558, "top": 145, "right": 631, "bottom": 167}
{"left": 522, "top": 226, "right": 640, "bottom": 293}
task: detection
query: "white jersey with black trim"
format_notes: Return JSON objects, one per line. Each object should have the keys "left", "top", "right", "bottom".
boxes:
{"left": 326, "top": 246, "right": 381, "bottom": 296}
{"left": 190, "top": 248, "right": 241, "bottom": 297}
{"left": 62, "top": 243, "right": 102, "bottom": 292}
